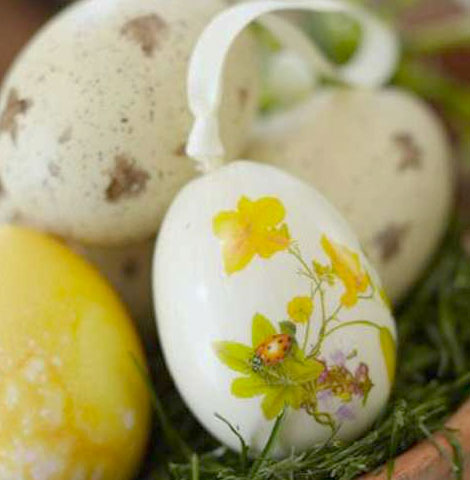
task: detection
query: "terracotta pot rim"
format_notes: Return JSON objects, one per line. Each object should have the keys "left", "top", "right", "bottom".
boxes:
{"left": 359, "top": 399, "right": 470, "bottom": 480}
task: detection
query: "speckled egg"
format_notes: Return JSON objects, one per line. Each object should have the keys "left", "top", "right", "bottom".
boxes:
{"left": 0, "top": 226, "right": 151, "bottom": 479}
{"left": 246, "top": 88, "right": 454, "bottom": 302}
{"left": 0, "top": 0, "right": 259, "bottom": 245}
{"left": 154, "top": 161, "right": 396, "bottom": 456}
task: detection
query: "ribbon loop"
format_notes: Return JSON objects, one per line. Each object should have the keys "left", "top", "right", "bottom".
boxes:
{"left": 187, "top": 0, "right": 399, "bottom": 171}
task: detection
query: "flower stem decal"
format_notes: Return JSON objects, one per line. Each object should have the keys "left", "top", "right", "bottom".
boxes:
{"left": 213, "top": 196, "right": 395, "bottom": 429}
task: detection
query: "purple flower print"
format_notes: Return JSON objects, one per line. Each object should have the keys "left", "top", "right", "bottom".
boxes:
{"left": 331, "top": 350, "right": 346, "bottom": 366}
{"left": 355, "top": 363, "right": 369, "bottom": 382}
{"left": 336, "top": 404, "right": 355, "bottom": 422}
{"left": 317, "top": 389, "right": 333, "bottom": 403}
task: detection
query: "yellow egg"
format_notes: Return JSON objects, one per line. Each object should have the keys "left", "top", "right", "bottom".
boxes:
{"left": 0, "top": 226, "right": 151, "bottom": 480}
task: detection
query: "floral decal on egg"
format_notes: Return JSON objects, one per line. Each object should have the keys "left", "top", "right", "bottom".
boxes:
{"left": 213, "top": 196, "right": 396, "bottom": 430}
{"left": 212, "top": 196, "right": 290, "bottom": 275}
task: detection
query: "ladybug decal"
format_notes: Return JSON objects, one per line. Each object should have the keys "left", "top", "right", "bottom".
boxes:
{"left": 253, "top": 334, "right": 293, "bottom": 368}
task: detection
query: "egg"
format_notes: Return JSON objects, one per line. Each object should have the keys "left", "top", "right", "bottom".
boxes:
{"left": 0, "top": 0, "right": 259, "bottom": 245}
{"left": 263, "top": 49, "right": 317, "bottom": 107}
{"left": 0, "top": 185, "right": 17, "bottom": 223}
{"left": 0, "top": 194, "right": 155, "bottom": 345}
{"left": 153, "top": 161, "right": 396, "bottom": 455}
{"left": 246, "top": 88, "right": 454, "bottom": 302}
{"left": 0, "top": 226, "right": 151, "bottom": 479}
{"left": 154, "top": 0, "right": 399, "bottom": 455}
{"left": 69, "top": 238, "right": 156, "bottom": 346}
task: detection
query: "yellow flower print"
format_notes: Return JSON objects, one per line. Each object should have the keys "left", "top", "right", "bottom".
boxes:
{"left": 379, "top": 287, "right": 392, "bottom": 310}
{"left": 213, "top": 196, "right": 290, "bottom": 275}
{"left": 214, "top": 314, "right": 324, "bottom": 420}
{"left": 379, "top": 327, "right": 396, "bottom": 384}
{"left": 321, "top": 236, "right": 370, "bottom": 308}
{"left": 287, "top": 296, "right": 313, "bottom": 324}
{"left": 313, "top": 261, "right": 335, "bottom": 285}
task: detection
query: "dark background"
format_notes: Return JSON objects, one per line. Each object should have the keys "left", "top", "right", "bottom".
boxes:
{"left": 0, "top": 0, "right": 59, "bottom": 81}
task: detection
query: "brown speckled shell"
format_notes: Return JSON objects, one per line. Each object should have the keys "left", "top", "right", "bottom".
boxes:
{"left": 0, "top": 0, "right": 259, "bottom": 246}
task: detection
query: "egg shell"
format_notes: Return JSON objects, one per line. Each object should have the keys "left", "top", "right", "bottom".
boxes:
{"left": 0, "top": 226, "right": 151, "bottom": 479}
{"left": 0, "top": 0, "right": 259, "bottom": 245}
{"left": 246, "top": 88, "right": 454, "bottom": 302}
{"left": 0, "top": 187, "right": 17, "bottom": 223}
{"left": 69, "top": 238, "right": 156, "bottom": 346}
{"left": 153, "top": 161, "right": 396, "bottom": 456}
{"left": 0, "top": 196, "right": 156, "bottom": 346}
{"left": 263, "top": 49, "right": 316, "bottom": 107}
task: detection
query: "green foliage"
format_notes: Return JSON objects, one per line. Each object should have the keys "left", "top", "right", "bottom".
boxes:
{"left": 139, "top": 222, "right": 470, "bottom": 480}
{"left": 301, "top": 12, "right": 362, "bottom": 65}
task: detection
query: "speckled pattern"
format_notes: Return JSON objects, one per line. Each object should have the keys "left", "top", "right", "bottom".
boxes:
{"left": 373, "top": 222, "right": 410, "bottom": 263}
{"left": 0, "top": 0, "right": 259, "bottom": 245}
{"left": 120, "top": 14, "right": 168, "bottom": 57}
{"left": 0, "top": 88, "right": 32, "bottom": 142}
{"left": 105, "top": 155, "right": 150, "bottom": 202}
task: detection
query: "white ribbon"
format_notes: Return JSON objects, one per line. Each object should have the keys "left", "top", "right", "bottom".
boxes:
{"left": 186, "top": 0, "right": 400, "bottom": 172}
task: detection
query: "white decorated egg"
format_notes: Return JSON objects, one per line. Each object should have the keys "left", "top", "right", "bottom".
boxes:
{"left": 0, "top": 0, "right": 259, "bottom": 245}
{"left": 153, "top": 161, "right": 396, "bottom": 455}
{"left": 153, "top": 0, "right": 399, "bottom": 456}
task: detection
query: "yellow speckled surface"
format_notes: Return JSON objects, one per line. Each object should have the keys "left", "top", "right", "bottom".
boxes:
{"left": 0, "top": 226, "right": 151, "bottom": 480}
